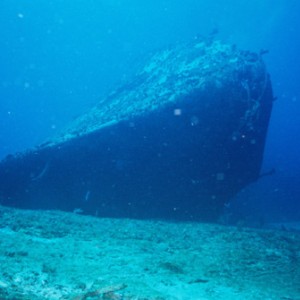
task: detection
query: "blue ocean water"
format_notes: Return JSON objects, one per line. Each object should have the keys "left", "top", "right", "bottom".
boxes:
{"left": 0, "top": 0, "right": 299, "bottom": 223}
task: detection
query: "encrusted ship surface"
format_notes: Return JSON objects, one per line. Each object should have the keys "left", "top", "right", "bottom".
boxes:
{"left": 0, "top": 39, "right": 273, "bottom": 220}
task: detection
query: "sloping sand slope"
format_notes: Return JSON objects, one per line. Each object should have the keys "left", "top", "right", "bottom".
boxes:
{"left": 0, "top": 206, "right": 299, "bottom": 299}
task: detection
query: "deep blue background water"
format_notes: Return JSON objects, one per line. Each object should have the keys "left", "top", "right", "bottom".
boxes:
{"left": 0, "top": 0, "right": 299, "bottom": 223}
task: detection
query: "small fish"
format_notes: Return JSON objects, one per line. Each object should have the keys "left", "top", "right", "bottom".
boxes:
{"left": 84, "top": 190, "right": 91, "bottom": 202}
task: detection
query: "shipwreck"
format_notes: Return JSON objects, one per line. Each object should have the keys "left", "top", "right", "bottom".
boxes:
{"left": 0, "top": 39, "right": 274, "bottom": 221}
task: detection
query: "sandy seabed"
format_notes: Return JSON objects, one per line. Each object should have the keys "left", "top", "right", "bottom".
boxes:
{"left": 0, "top": 205, "right": 299, "bottom": 300}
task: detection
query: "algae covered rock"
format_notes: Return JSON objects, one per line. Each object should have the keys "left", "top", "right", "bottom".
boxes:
{"left": 0, "top": 38, "right": 274, "bottom": 220}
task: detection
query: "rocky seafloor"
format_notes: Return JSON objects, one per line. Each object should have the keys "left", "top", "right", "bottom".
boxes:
{"left": 0, "top": 205, "right": 299, "bottom": 300}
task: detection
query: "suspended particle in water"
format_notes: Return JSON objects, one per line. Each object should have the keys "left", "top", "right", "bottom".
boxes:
{"left": 216, "top": 173, "right": 225, "bottom": 181}
{"left": 190, "top": 116, "right": 199, "bottom": 126}
{"left": 174, "top": 108, "right": 182, "bottom": 116}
